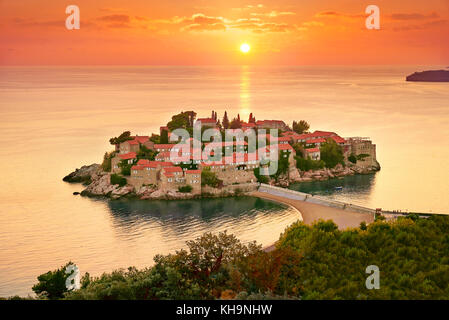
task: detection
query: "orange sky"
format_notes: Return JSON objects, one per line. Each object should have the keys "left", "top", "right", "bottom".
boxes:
{"left": 1, "top": 0, "right": 448, "bottom": 65}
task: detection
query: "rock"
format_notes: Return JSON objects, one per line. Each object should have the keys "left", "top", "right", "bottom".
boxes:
{"left": 63, "top": 164, "right": 101, "bottom": 183}
{"left": 150, "top": 189, "right": 164, "bottom": 199}
{"left": 73, "top": 192, "right": 80, "bottom": 195}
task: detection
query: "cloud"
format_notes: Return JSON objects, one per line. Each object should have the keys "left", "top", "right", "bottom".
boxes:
{"left": 182, "top": 23, "right": 227, "bottom": 32}
{"left": 389, "top": 12, "right": 440, "bottom": 21}
{"left": 250, "top": 11, "right": 296, "bottom": 18}
{"left": 393, "top": 19, "right": 448, "bottom": 31}
{"left": 315, "top": 11, "right": 365, "bottom": 19}
{"left": 230, "top": 21, "right": 296, "bottom": 33}
{"left": 179, "top": 13, "right": 226, "bottom": 32}
{"left": 97, "top": 14, "right": 131, "bottom": 23}
{"left": 301, "top": 21, "right": 324, "bottom": 27}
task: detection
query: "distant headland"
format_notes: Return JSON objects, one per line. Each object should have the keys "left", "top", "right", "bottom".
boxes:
{"left": 406, "top": 69, "right": 449, "bottom": 82}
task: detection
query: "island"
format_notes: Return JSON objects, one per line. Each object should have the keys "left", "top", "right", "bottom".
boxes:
{"left": 406, "top": 69, "right": 449, "bottom": 82}
{"left": 64, "top": 110, "right": 381, "bottom": 200}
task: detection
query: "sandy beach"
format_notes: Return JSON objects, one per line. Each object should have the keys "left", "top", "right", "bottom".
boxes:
{"left": 251, "top": 191, "right": 375, "bottom": 251}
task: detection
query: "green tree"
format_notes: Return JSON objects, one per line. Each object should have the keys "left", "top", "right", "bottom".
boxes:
{"left": 137, "top": 145, "right": 158, "bottom": 161}
{"left": 230, "top": 117, "right": 242, "bottom": 129}
{"left": 222, "top": 111, "right": 230, "bottom": 129}
{"left": 160, "top": 129, "right": 169, "bottom": 144}
{"left": 253, "top": 168, "right": 269, "bottom": 184}
{"left": 109, "top": 131, "right": 133, "bottom": 146}
{"left": 348, "top": 154, "right": 357, "bottom": 164}
{"left": 167, "top": 112, "right": 195, "bottom": 131}
{"left": 32, "top": 262, "right": 76, "bottom": 299}
{"left": 111, "top": 174, "right": 127, "bottom": 187}
{"left": 201, "top": 167, "right": 222, "bottom": 188}
{"left": 292, "top": 120, "right": 310, "bottom": 134}
{"left": 178, "top": 185, "right": 193, "bottom": 193}
{"left": 101, "top": 151, "right": 115, "bottom": 172}
{"left": 320, "top": 139, "right": 344, "bottom": 168}
{"left": 118, "top": 160, "right": 132, "bottom": 176}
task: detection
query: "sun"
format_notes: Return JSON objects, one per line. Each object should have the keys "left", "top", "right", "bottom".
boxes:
{"left": 240, "top": 43, "right": 250, "bottom": 53}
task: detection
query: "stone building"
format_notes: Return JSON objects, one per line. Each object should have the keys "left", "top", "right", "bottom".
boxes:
{"left": 345, "top": 137, "right": 378, "bottom": 169}
{"left": 111, "top": 152, "right": 137, "bottom": 174}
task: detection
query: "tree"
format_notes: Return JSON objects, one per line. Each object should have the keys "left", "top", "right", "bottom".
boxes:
{"left": 201, "top": 168, "right": 222, "bottom": 187}
{"left": 320, "top": 139, "right": 344, "bottom": 168}
{"left": 111, "top": 174, "right": 127, "bottom": 187}
{"left": 137, "top": 145, "right": 158, "bottom": 161}
{"left": 248, "top": 113, "right": 256, "bottom": 124}
{"left": 118, "top": 160, "right": 132, "bottom": 176}
{"left": 160, "top": 129, "right": 169, "bottom": 144}
{"left": 149, "top": 134, "right": 160, "bottom": 144}
{"left": 32, "top": 262, "right": 76, "bottom": 299}
{"left": 348, "top": 154, "right": 357, "bottom": 164}
{"left": 101, "top": 152, "right": 115, "bottom": 172}
{"left": 222, "top": 111, "right": 230, "bottom": 129}
{"left": 109, "top": 131, "right": 133, "bottom": 146}
{"left": 167, "top": 112, "right": 193, "bottom": 131}
{"left": 292, "top": 120, "right": 310, "bottom": 134}
{"left": 230, "top": 117, "right": 242, "bottom": 129}
{"left": 292, "top": 143, "right": 305, "bottom": 158}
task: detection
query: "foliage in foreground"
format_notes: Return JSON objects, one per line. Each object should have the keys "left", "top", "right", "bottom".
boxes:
{"left": 29, "top": 215, "right": 449, "bottom": 300}
{"left": 277, "top": 215, "right": 449, "bottom": 299}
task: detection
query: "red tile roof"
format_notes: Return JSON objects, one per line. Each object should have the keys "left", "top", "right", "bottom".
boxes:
{"left": 275, "top": 136, "right": 292, "bottom": 142}
{"left": 118, "top": 152, "right": 137, "bottom": 160}
{"left": 305, "top": 147, "right": 320, "bottom": 153}
{"left": 131, "top": 165, "right": 144, "bottom": 171}
{"left": 197, "top": 118, "right": 216, "bottom": 124}
{"left": 137, "top": 159, "right": 150, "bottom": 165}
{"left": 313, "top": 130, "right": 336, "bottom": 137}
{"left": 185, "top": 170, "right": 201, "bottom": 174}
{"left": 306, "top": 138, "right": 327, "bottom": 144}
{"left": 331, "top": 136, "right": 346, "bottom": 144}
{"left": 164, "top": 173, "right": 174, "bottom": 178}
{"left": 154, "top": 144, "right": 176, "bottom": 149}
{"left": 156, "top": 151, "right": 171, "bottom": 158}
{"left": 163, "top": 166, "right": 183, "bottom": 173}
{"left": 256, "top": 120, "right": 286, "bottom": 126}
{"left": 278, "top": 144, "right": 294, "bottom": 151}
{"left": 131, "top": 136, "right": 150, "bottom": 144}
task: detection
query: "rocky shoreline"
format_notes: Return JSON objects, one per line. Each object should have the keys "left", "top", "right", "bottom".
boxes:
{"left": 64, "top": 161, "right": 380, "bottom": 200}
{"left": 274, "top": 161, "right": 381, "bottom": 187}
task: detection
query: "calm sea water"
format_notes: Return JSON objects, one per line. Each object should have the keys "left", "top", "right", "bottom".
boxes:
{"left": 0, "top": 65, "right": 448, "bottom": 296}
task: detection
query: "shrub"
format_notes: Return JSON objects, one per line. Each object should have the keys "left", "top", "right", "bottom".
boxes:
{"left": 201, "top": 168, "right": 222, "bottom": 188}
{"left": 295, "top": 156, "right": 325, "bottom": 171}
{"left": 320, "top": 139, "right": 345, "bottom": 168}
{"left": 253, "top": 168, "right": 269, "bottom": 184}
{"left": 178, "top": 185, "right": 193, "bottom": 193}
{"left": 348, "top": 154, "right": 357, "bottom": 164}
{"left": 32, "top": 262, "right": 76, "bottom": 300}
{"left": 111, "top": 174, "right": 127, "bottom": 187}
{"left": 118, "top": 160, "right": 132, "bottom": 176}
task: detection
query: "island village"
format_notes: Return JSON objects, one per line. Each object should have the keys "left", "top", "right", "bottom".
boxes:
{"left": 65, "top": 111, "right": 380, "bottom": 200}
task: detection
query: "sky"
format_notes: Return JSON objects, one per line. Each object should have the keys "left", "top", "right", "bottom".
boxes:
{"left": 0, "top": 0, "right": 448, "bottom": 65}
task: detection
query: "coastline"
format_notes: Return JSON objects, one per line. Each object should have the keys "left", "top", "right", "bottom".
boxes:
{"left": 251, "top": 190, "right": 373, "bottom": 230}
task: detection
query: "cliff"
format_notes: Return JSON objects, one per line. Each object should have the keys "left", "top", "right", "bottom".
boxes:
{"left": 406, "top": 70, "right": 449, "bottom": 82}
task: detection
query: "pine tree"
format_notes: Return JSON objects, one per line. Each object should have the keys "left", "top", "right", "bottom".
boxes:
{"left": 223, "top": 111, "right": 230, "bottom": 129}
{"left": 249, "top": 113, "right": 256, "bottom": 123}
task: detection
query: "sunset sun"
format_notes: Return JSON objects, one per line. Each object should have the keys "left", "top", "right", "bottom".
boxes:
{"left": 240, "top": 43, "right": 250, "bottom": 53}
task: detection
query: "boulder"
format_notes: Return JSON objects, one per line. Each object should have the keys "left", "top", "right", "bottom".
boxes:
{"left": 63, "top": 164, "right": 101, "bottom": 183}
